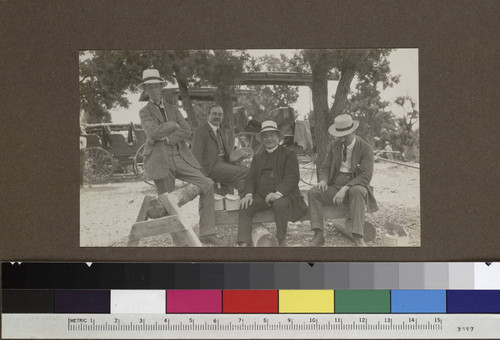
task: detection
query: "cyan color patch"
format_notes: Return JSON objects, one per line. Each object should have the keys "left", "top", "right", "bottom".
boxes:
{"left": 391, "top": 290, "right": 446, "bottom": 313}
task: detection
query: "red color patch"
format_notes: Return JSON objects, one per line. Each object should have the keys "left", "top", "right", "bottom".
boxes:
{"left": 223, "top": 290, "right": 278, "bottom": 313}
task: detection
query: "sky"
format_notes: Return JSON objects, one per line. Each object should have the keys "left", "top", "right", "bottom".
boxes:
{"left": 108, "top": 49, "right": 418, "bottom": 124}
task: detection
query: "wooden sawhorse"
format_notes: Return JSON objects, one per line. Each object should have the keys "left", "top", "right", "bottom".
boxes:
{"left": 127, "top": 184, "right": 203, "bottom": 247}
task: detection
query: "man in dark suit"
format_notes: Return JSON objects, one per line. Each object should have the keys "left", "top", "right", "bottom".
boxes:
{"left": 137, "top": 69, "right": 218, "bottom": 245}
{"left": 307, "top": 114, "right": 378, "bottom": 247}
{"left": 237, "top": 120, "right": 306, "bottom": 247}
{"left": 191, "top": 105, "right": 248, "bottom": 192}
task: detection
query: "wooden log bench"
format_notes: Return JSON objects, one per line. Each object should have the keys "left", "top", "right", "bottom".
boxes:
{"left": 214, "top": 206, "right": 349, "bottom": 225}
{"left": 127, "top": 185, "right": 375, "bottom": 247}
{"left": 215, "top": 205, "right": 375, "bottom": 246}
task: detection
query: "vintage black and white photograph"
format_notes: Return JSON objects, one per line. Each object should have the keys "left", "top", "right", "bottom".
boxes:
{"left": 79, "top": 49, "right": 419, "bottom": 248}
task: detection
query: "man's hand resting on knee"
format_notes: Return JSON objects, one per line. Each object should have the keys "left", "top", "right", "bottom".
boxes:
{"left": 239, "top": 194, "right": 253, "bottom": 209}
{"left": 316, "top": 180, "right": 328, "bottom": 192}
{"left": 333, "top": 186, "right": 349, "bottom": 205}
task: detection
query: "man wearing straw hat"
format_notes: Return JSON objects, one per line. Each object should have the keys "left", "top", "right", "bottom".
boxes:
{"left": 307, "top": 114, "right": 378, "bottom": 247}
{"left": 237, "top": 120, "right": 307, "bottom": 247}
{"left": 137, "top": 69, "right": 218, "bottom": 245}
{"left": 191, "top": 105, "right": 249, "bottom": 193}
{"left": 384, "top": 141, "right": 394, "bottom": 160}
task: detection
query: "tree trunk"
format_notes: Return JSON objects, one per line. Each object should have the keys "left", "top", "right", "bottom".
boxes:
{"left": 310, "top": 59, "right": 330, "bottom": 178}
{"left": 216, "top": 86, "right": 235, "bottom": 144}
{"left": 329, "top": 50, "right": 371, "bottom": 121}
{"left": 329, "top": 66, "right": 357, "bottom": 121}
{"left": 365, "top": 113, "right": 376, "bottom": 147}
{"left": 175, "top": 74, "right": 198, "bottom": 131}
{"left": 366, "top": 125, "right": 375, "bottom": 147}
{"left": 234, "top": 106, "right": 247, "bottom": 133}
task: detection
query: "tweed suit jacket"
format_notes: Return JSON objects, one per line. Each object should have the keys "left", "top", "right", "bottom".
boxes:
{"left": 318, "top": 136, "right": 378, "bottom": 212}
{"left": 139, "top": 100, "right": 200, "bottom": 180}
{"left": 191, "top": 122, "right": 234, "bottom": 177}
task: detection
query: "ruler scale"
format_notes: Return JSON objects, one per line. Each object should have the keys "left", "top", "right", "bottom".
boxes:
{"left": 3, "top": 314, "right": 500, "bottom": 338}
{"left": 2, "top": 262, "right": 500, "bottom": 339}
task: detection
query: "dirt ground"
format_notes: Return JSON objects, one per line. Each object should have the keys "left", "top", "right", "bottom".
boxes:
{"left": 80, "top": 160, "right": 420, "bottom": 247}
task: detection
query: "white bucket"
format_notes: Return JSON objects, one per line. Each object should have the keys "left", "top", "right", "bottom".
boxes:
{"left": 214, "top": 194, "right": 225, "bottom": 210}
{"left": 382, "top": 233, "right": 410, "bottom": 246}
{"left": 224, "top": 194, "right": 240, "bottom": 211}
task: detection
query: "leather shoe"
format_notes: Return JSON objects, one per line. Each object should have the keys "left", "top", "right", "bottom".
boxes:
{"left": 308, "top": 230, "right": 325, "bottom": 246}
{"left": 278, "top": 239, "right": 287, "bottom": 247}
{"left": 353, "top": 235, "right": 367, "bottom": 247}
{"left": 237, "top": 242, "right": 249, "bottom": 247}
{"left": 199, "top": 234, "right": 222, "bottom": 245}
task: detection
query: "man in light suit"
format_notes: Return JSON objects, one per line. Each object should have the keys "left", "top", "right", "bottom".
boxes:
{"left": 307, "top": 114, "right": 378, "bottom": 247}
{"left": 137, "top": 69, "right": 218, "bottom": 245}
{"left": 191, "top": 105, "right": 248, "bottom": 192}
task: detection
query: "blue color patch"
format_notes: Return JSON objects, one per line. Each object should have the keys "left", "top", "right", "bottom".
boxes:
{"left": 447, "top": 290, "right": 500, "bottom": 313}
{"left": 391, "top": 290, "right": 446, "bottom": 313}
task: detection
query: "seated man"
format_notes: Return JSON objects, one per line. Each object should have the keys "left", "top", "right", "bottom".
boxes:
{"left": 192, "top": 105, "right": 248, "bottom": 192}
{"left": 137, "top": 69, "right": 218, "bottom": 245}
{"left": 237, "top": 121, "right": 306, "bottom": 247}
{"left": 307, "top": 114, "right": 378, "bottom": 247}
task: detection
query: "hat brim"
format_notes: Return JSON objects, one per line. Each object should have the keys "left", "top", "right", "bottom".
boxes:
{"left": 328, "top": 120, "right": 359, "bottom": 137}
{"left": 255, "top": 128, "right": 284, "bottom": 142}
{"left": 137, "top": 80, "right": 168, "bottom": 91}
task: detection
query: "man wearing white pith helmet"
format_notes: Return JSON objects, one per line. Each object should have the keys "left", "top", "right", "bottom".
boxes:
{"left": 307, "top": 114, "right": 378, "bottom": 247}
{"left": 137, "top": 69, "right": 218, "bottom": 245}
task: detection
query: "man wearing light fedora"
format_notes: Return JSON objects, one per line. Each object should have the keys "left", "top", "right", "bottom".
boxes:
{"left": 237, "top": 120, "right": 307, "bottom": 247}
{"left": 307, "top": 114, "right": 378, "bottom": 247}
{"left": 137, "top": 69, "right": 218, "bottom": 245}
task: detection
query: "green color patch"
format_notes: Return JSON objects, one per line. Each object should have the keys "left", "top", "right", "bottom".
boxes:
{"left": 335, "top": 290, "right": 390, "bottom": 313}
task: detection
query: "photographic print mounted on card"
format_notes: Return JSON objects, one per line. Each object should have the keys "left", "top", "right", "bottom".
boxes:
{"left": 79, "top": 49, "right": 419, "bottom": 248}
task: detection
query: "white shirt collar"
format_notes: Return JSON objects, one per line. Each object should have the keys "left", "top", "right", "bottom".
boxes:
{"left": 265, "top": 145, "right": 279, "bottom": 153}
{"left": 208, "top": 121, "right": 220, "bottom": 133}
{"left": 150, "top": 99, "right": 164, "bottom": 108}
{"left": 346, "top": 136, "right": 356, "bottom": 150}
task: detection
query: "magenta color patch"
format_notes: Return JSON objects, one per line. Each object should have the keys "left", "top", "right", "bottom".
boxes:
{"left": 166, "top": 290, "right": 222, "bottom": 313}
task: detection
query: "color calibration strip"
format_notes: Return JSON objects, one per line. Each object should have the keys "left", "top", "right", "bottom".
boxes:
{"left": 2, "top": 262, "right": 500, "bottom": 338}
{"left": 3, "top": 262, "right": 499, "bottom": 289}
{"left": 3, "top": 289, "right": 500, "bottom": 314}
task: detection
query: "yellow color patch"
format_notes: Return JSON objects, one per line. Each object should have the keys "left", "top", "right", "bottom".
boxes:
{"left": 279, "top": 290, "right": 334, "bottom": 313}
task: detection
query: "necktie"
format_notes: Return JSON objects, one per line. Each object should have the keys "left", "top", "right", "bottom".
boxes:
{"left": 342, "top": 144, "right": 347, "bottom": 163}
{"left": 156, "top": 103, "right": 168, "bottom": 122}
{"left": 216, "top": 129, "right": 225, "bottom": 154}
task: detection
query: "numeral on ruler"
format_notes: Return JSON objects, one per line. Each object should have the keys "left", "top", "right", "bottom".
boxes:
{"left": 3, "top": 314, "right": 500, "bottom": 339}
